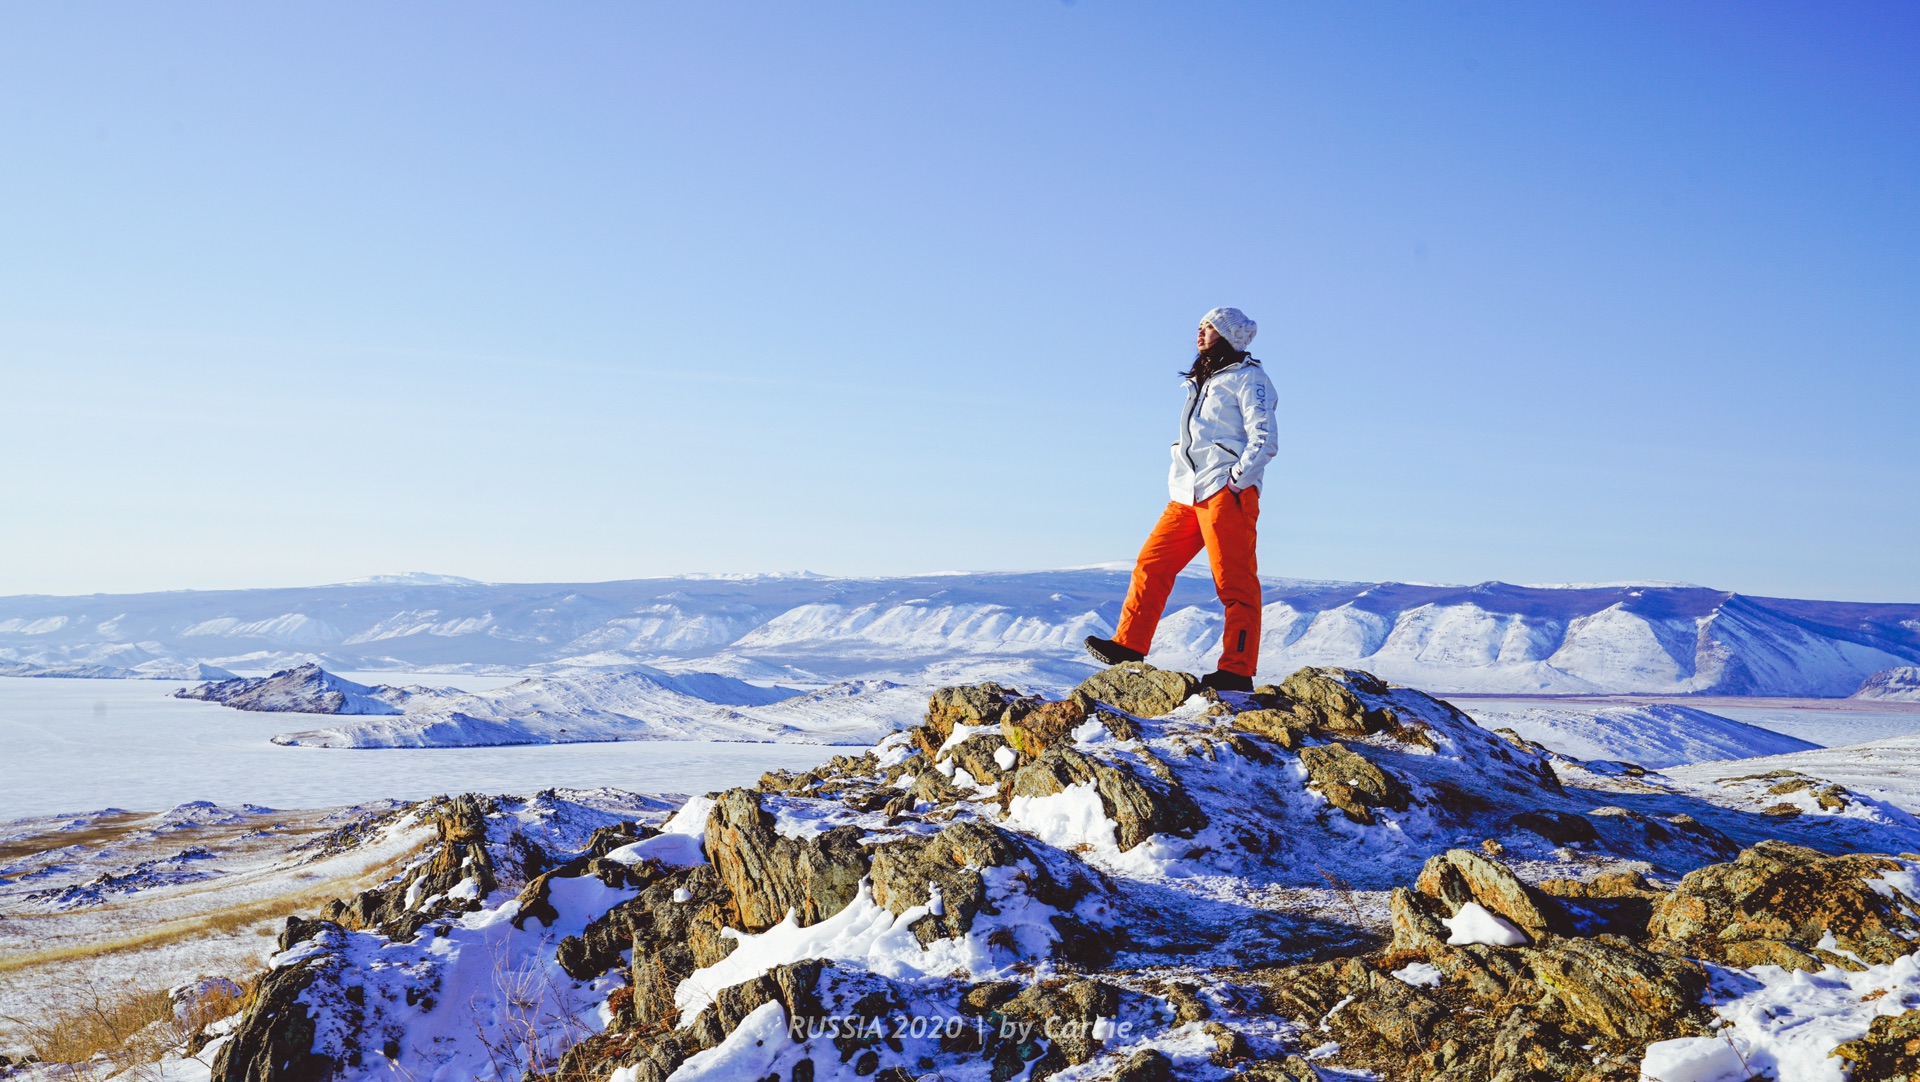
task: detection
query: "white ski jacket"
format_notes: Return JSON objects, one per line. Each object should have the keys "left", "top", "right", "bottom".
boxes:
{"left": 1167, "top": 359, "right": 1278, "bottom": 505}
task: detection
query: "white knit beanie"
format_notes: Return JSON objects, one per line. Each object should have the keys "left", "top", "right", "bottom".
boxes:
{"left": 1201, "top": 307, "right": 1257, "bottom": 352}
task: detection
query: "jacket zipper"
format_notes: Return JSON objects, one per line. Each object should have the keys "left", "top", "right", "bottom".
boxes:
{"left": 1181, "top": 362, "right": 1246, "bottom": 479}
{"left": 1179, "top": 384, "right": 1201, "bottom": 476}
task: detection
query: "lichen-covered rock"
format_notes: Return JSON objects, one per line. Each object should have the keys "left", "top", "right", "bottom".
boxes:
{"left": 1520, "top": 936, "right": 1706, "bottom": 1041}
{"left": 703, "top": 788, "right": 870, "bottom": 932}
{"left": 1413, "top": 848, "right": 1563, "bottom": 942}
{"left": 1005, "top": 746, "right": 1206, "bottom": 850}
{"left": 914, "top": 683, "right": 1027, "bottom": 761}
{"left": 1834, "top": 1008, "right": 1920, "bottom": 1082}
{"left": 869, "top": 820, "right": 1043, "bottom": 944}
{"left": 1279, "top": 666, "right": 1394, "bottom": 734}
{"left": 1074, "top": 662, "right": 1196, "bottom": 719}
{"left": 557, "top": 861, "right": 735, "bottom": 985}
{"left": 1646, "top": 840, "right": 1920, "bottom": 970}
{"left": 1001, "top": 696, "right": 1088, "bottom": 757}
{"left": 947, "top": 731, "right": 1016, "bottom": 784}
{"left": 1298, "top": 742, "right": 1409, "bottom": 825}
{"left": 1230, "top": 1057, "right": 1321, "bottom": 1081}
{"left": 994, "top": 978, "right": 1122, "bottom": 1078}
{"left": 1112, "top": 1047, "right": 1174, "bottom": 1082}
{"left": 1230, "top": 709, "right": 1310, "bottom": 748}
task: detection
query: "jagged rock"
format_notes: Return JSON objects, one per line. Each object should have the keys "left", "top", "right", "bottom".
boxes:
{"left": 1520, "top": 936, "right": 1706, "bottom": 1041}
{"left": 1074, "top": 662, "right": 1196, "bottom": 718}
{"left": 1230, "top": 709, "right": 1310, "bottom": 748}
{"left": 1834, "top": 1009, "right": 1920, "bottom": 1081}
{"left": 704, "top": 788, "right": 870, "bottom": 932}
{"left": 1647, "top": 840, "right": 1920, "bottom": 969}
{"left": 680, "top": 958, "right": 829, "bottom": 1052}
{"left": 924, "top": 683, "right": 1024, "bottom": 752}
{"left": 1272, "top": 933, "right": 1708, "bottom": 1080}
{"left": 555, "top": 861, "right": 736, "bottom": 987}
{"left": 1279, "top": 666, "right": 1394, "bottom": 734}
{"left": 210, "top": 927, "right": 339, "bottom": 1082}
{"left": 995, "top": 978, "right": 1121, "bottom": 1078}
{"left": 1537, "top": 870, "right": 1664, "bottom": 939}
{"left": 1004, "top": 746, "right": 1206, "bottom": 850}
{"left": 1204, "top": 1020, "right": 1253, "bottom": 1065}
{"left": 1388, "top": 887, "right": 1452, "bottom": 953}
{"left": 321, "top": 794, "right": 504, "bottom": 942}
{"left": 947, "top": 731, "right": 1016, "bottom": 784}
{"left": 1413, "top": 849, "right": 1562, "bottom": 941}
{"left": 1297, "top": 742, "right": 1409, "bottom": 826}
{"left": 869, "top": 820, "right": 1039, "bottom": 944}
{"left": 1231, "top": 1057, "right": 1321, "bottom": 1081}
{"left": 1113, "top": 1048, "right": 1174, "bottom": 1082}
{"left": 1001, "top": 696, "right": 1088, "bottom": 757}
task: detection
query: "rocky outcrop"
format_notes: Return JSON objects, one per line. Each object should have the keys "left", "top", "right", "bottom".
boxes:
{"left": 868, "top": 821, "right": 1032, "bottom": 941}
{"left": 205, "top": 662, "right": 1920, "bottom": 1082}
{"left": 1004, "top": 746, "right": 1206, "bottom": 850}
{"left": 1074, "top": 662, "right": 1196, "bottom": 719}
{"left": 1411, "top": 848, "right": 1564, "bottom": 942}
{"left": 209, "top": 943, "right": 334, "bottom": 1082}
{"left": 1646, "top": 839, "right": 1920, "bottom": 970}
{"left": 1834, "top": 1009, "right": 1920, "bottom": 1080}
{"left": 320, "top": 794, "right": 507, "bottom": 942}
{"left": 1298, "top": 742, "right": 1410, "bottom": 825}
{"left": 1272, "top": 851, "right": 1712, "bottom": 1081}
{"left": 703, "top": 788, "right": 869, "bottom": 932}
{"left": 1000, "top": 696, "right": 1089, "bottom": 757}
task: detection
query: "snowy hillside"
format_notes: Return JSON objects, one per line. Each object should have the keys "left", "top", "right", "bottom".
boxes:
{"left": 1856, "top": 666, "right": 1920, "bottom": 702}
{"left": 3, "top": 572, "right": 1916, "bottom": 695}
{"left": 173, "top": 663, "right": 455, "bottom": 715}
{"left": 1462, "top": 702, "right": 1819, "bottom": 768}
{"left": 263, "top": 669, "right": 920, "bottom": 748}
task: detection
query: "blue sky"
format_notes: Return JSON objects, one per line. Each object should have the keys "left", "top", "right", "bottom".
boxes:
{"left": 1, "top": 2, "right": 1914, "bottom": 601}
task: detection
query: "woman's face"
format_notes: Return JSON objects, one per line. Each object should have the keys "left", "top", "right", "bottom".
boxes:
{"left": 1197, "top": 322, "right": 1221, "bottom": 352}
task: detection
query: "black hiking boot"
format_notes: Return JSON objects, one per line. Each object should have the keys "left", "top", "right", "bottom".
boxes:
{"left": 1083, "top": 635, "right": 1145, "bottom": 666}
{"left": 1198, "top": 669, "right": 1255, "bottom": 694}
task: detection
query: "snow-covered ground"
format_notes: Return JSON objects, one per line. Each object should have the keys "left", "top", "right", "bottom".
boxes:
{"left": 1666, "top": 734, "right": 1920, "bottom": 813}
{"left": 1461, "top": 702, "right": 1818, "bottom": 768}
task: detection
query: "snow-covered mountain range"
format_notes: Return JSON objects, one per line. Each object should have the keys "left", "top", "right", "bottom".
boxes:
{"left": 3, "top": 571, "right": 1917, "bottom": 696}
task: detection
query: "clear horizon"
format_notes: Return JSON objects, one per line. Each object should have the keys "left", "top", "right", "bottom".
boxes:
{"left": 3, "top": 2, "right": 1914, "bottom": 603}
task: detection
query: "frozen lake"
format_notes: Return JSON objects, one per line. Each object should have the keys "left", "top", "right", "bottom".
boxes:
{"left": 0, "top": 676, "right": 843, "bottom": 820}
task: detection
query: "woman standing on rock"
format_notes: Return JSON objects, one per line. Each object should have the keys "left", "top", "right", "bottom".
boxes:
{"left": 1085, "top": 307, "right": 1276, "bottom": 693}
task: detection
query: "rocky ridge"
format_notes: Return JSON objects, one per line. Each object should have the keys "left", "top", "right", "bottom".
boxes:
{"left": 194, "top": 664, "right": 1920, "bottom": 1082}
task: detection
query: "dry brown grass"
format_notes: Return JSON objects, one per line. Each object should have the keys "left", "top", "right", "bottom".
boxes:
{"left": 1, "top": 971, "right": 260, "bottom": 1077}
{"left": 0, "top": 849, "right": 415, "bottom": 976}
{"left": 0, "top": 814, "right": 151, "bottom": 882}
{"left": 3, "top": 978, "right": 172, "bottom": 1074}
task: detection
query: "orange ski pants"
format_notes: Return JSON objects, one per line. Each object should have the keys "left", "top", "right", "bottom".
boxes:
{"left": 1114, "top": 486, "right": 1262, "bottom": 677}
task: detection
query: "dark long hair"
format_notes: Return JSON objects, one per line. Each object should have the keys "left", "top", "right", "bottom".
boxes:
{"left": 1182, "top": 335, "right": 1249, "bottom": 383}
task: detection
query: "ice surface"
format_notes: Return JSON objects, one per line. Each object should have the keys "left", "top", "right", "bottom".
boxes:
{"left": 0, "top": 677, "right": 835, "bottom": 818}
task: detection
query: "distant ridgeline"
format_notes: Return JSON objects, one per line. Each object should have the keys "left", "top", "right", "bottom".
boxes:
{"left": 1, "top": 572, "right": 1917, "bottom": 697}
